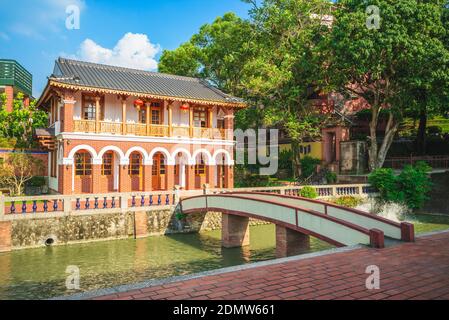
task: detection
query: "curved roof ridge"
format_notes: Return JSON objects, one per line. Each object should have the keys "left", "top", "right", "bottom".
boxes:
{"left": 57, "top": 57, "right": 201, "bottom": 83}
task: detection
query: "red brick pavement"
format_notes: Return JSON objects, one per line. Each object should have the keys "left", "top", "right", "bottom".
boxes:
{"left": 93, "top": 231, "right": 449, "bottom": 300}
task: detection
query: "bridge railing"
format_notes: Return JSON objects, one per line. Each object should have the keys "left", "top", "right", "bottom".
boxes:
{"left": 228, "top": 192, "right": 412, "bottom": 241}
{"left": 207, "top": 184, "right": 375, "bottom": 199}
{"left": 0, "top": 183, "right": 374, "bottom": 219}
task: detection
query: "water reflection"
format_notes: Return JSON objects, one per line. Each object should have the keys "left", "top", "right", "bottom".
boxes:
{"left": 0, "top": 225, "right": 332, "bottom": 300}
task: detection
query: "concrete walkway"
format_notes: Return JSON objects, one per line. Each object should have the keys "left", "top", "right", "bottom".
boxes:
{"left": 90, "top": 231, "right": 449, "bottom": 300}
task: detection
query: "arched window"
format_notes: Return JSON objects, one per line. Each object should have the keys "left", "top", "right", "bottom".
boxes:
{"left": 129, "top": 153, "right": 142, "bottom": 176}
{"left": 75, "top": 152, "right": 92, "bottom": 176}
{"left": 102, "top": 152, "right": 113, "bottom": 176}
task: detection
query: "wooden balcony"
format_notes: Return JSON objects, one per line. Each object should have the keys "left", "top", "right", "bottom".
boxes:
{"left": 73, "top": 120, "right": 227, "bottom": 139}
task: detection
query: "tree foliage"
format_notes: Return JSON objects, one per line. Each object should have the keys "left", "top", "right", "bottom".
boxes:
{"left": 0, "top": 153, "right": 45, "bottom": 196}
{"left": 0, "top": 92, "right": 48, "bottom": 148}
{"left": 327, "top": 0, "right": 449, "bottom": 170}
{"left": 159, "top": 0, "right": 449, "bottom": 173}
{"left": 368, "top": 162, "right": 432, "bottom": 209}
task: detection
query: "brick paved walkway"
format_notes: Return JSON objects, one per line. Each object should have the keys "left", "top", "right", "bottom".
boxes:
{"left": 93, "top": 231, "right": 449, "bottom": 300}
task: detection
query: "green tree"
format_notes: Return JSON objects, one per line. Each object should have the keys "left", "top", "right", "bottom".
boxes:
{"left": 241, "top": 0, "right": 333, "bottom": 175}
{"left": 0, "top": 153, "right": 44, "bottom": 196}
{"left": 327, "top": 0, "right": 449, "bottom": 170}
{"left": 0, "top": 92, "right": 48, "bottom": 148}
{"left": 159, "top": 42, "right": 202, "bottom": 78}
{"left": 159, "top": 12, "right": 254, "bottom": 95}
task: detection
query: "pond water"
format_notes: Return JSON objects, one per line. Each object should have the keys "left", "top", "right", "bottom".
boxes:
{"left": 0, "top": 214, "right": 447, "bottom": 300}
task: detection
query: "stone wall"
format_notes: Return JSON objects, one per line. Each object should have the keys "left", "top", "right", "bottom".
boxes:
{"left": 4, "top": 209, "right": 272, "bottom": 251}
{"left": 11, "top": 212, "right": 135, "bottom": 249}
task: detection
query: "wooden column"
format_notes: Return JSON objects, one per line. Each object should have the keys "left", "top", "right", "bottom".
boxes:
{"left": 189, "top": 106, "right": 194, "bottom": 138}
{"left": 208, "top": 107, "right": 213, "bottom": 128}
{"left": 146, "top": 103, "right": 151, "bottom": 136}
{"left": 95, "top": 96, "right": 101, "bottom": 133}
{"left": 168, "top": 102, "right": 173, "bottom": 137}
{"left": 121, "top": 98, "right": 127, "bottom": 135}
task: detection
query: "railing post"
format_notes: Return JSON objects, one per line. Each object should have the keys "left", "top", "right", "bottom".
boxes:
{"left": 121, "top": 194, "right": 129, "bottom": 210}
{"left": 63, "top": 196, "right": 72, "bottom": 214}
{"left": 174, "top": 185, "right": 181, "bottom": 205}
{"left": 332, "top": 186, "right": 338, "bottom": 197}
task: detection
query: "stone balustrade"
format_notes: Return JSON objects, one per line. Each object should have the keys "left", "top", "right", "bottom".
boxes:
{"left": 0, "top": 184, "right": 374, "bottom": 220}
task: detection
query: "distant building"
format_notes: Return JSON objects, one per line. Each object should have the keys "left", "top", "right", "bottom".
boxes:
{"left": 0, "top": 59, "right": 32, "bottom": 112}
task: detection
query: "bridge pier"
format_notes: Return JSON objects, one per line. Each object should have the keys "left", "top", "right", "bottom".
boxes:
{"left": 276, "top": 225, "right": 310, "bottom": 258}
{"left": 222, "top": 214, "right": 250, "bottom": 248}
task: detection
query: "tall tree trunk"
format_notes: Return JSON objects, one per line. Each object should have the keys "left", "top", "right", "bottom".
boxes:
{"left": 415, "top": 107, "right": 427, "bottom": 156}
{"left": 291, "top": 141, "right": 301, "bottom": 178}
{"left": 368, "top": 105, "right": 380, "bottom": 172}
{"left": 376, "top": 112, "right": 400, "bottom": 169}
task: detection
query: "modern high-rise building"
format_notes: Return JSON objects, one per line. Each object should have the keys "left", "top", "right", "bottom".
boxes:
{"left": 0, "top": 59, "right": 32, "bottom": 112}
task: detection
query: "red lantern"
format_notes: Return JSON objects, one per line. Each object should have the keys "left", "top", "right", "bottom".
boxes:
{"left": 134, "top": 99, "right": 144, "bottom": 111}
{"left": 180, "top": 102, "right": 190, "bottom": 112}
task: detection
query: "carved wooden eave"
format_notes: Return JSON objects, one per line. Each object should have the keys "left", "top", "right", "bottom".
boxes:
{"left": 36, "top": 135, "right": 56, "bottom": 151}
{"left": 47, "top": 80, "right": 247, "bottom": 109}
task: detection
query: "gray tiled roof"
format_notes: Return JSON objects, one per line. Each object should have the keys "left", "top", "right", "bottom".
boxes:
{"left": 35, "top": 127, "right": 55, "bottom": 137}
{"left": 49, "top": 58, "right": 244, "bottom": 105}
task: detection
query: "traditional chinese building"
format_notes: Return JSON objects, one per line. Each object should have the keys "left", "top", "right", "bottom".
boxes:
{"left": 36, "top": 58, "right": 245, "bottom": 194}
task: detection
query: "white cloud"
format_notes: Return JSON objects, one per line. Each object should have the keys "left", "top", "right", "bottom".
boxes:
{"left": 2, "top": 0, "right": 86, "bottom": 39}
{"left": 70, "top": 33, "right": 160, "bottom": 71}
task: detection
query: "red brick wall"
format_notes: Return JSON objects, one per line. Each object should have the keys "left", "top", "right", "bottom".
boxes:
{"left": 4, "top": 86, "right": 14, "bottom": 113}
{"left": 59, "top": 139, "right": 234, "bottom": 194}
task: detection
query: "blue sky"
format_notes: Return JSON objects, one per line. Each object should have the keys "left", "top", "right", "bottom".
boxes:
{"left": 0, "top": 0, "right": 250, "bottom": 97}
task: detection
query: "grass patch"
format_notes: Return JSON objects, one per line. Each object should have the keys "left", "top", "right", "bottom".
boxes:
{"left": 405, "top": 214, "right": 449, "bottom": 234}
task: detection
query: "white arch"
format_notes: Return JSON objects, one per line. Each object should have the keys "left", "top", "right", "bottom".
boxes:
{"left": 213, "top": 149, "right": 234, "bottom": 165}
{"left": 148, "top": 147, "right": 173, "bottom": 165}
{"left": 171, "top": 148, "right": 193, "bottom": 165}
{"left": 192, "top": 149, "right": 214, "bottom": 165}
{"left": 97, "top": 145, "right": 126, "bottom": 160}
{"left": 125, "top": 146, "right": 149, "bottom": 164}
{"left": 68, "top": 145, "right": 98, "bottom": 160}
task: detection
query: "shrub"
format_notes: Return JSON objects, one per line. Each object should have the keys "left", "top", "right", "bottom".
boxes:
{"left": 26, "top": 176, "right": 46, "bottom": 187}
{"left": 300, "top": 186, "right": 318, "bottom": 199}
{"left": 332, "top": 196, "right": 364, "bottom": 208}
{"left": 278, "top": 149, "right": 293, "bottom": 176}
{"left": 325, "top": 171, "right": 338, "bottom": 184}
{"left": 368, "top": 168, "right": 403, "bottom": 203}
{"left": 299, "top": 156, "right": 321, "bottom": 179}
{"left": 397, "top": 162, "right": 432, "bottom": 209}
{"left": 368, "top": 162, "right": 432, "bottom": 210}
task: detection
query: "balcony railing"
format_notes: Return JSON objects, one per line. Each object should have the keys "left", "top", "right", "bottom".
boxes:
{"left": 73, "top": 120, "right": 227, "bottom": 140}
